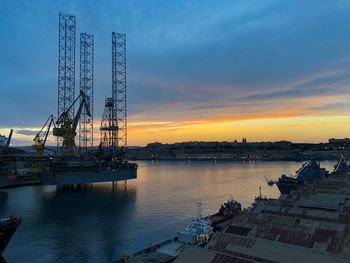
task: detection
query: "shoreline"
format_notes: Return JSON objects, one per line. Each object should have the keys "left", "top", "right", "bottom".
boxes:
{"left": 0, "top": 159, "right": 336, "bottom": 190}
{"left": 131, "top": 158, "right": 339, "bottom": 162}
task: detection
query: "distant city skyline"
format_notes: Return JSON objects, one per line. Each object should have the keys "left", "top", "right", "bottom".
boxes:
{"left": 1, "top": 0, "right": 350, "bottom": 146}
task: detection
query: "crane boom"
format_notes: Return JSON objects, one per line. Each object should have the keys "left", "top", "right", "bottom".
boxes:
{"left": 72, "top": 93, "right": 91, "bottom": 132}
{"left": 6, "top": 129, "right": 13, "bottom": 148}
{"left": 53, "top": 90, "right": 92, "bottom": 156}
{"left": 32, "top": 115, "right": 55, "bottom": 156}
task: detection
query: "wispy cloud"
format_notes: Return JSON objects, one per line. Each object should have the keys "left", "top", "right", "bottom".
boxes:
{"left": 1, "top": 1, "right": 350, "bottom": 145}
{"left": 15, "top": 129, "right": 41, "bottom": 136}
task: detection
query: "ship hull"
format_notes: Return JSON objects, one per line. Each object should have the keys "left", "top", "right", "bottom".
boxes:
{"left": 210, "top": 209, "right": 240, "bottom": 225}
{"left": 0, "top": 217, "right": 21, "bottom": 255}
{"left": 276, "top": 182, "right": 300, "bottom": 195}
{"left": 42, "top": 163, "right": 137, "bottom": 186}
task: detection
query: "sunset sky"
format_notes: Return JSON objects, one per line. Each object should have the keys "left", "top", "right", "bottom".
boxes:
{"left": 1, "top": 0, "right": 350, "bottom": 146}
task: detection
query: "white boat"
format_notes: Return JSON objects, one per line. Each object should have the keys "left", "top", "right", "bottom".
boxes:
{"left": 177, "top": 201, "right": 213, "bottom": 245}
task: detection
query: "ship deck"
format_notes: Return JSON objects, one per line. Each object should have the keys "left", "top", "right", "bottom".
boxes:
{"left": 42, "top": 166, "right": 137, "bottom": 186}
{"left": 175, "top": 170, "right": 350, "bottom": 263}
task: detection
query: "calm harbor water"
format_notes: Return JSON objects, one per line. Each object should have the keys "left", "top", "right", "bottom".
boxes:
{"left": 0, "top": 160, "right": 336, "bottom": 263}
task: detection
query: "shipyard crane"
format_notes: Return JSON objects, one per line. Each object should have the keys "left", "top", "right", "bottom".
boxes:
{"left": 0, "top": 129, "right": 13, "bottom": 156}
{"left": 0, "top": 129, "right": 13, "bottom": 147}
{"left": 53, "top": 91, "right": 91, "bottom": 156}
{"left": 6, "top": 129, "right": 13, "bottom": 148}
{"left": 32, "top": 115, "right": 55, "bottom": 156}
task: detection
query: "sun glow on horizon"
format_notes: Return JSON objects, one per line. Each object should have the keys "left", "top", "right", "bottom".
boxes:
{"left": 3, "top": 114, "right": 350, "bottom": 147}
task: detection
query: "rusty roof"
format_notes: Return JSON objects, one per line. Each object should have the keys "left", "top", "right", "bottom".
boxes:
{"left": 175, "top": 171, "right": 350, "bottom": 263}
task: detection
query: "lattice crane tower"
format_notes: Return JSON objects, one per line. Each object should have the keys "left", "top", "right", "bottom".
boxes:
{"left": 100, "top": 98, "right": 118, "bottom": 149}
{"left": 57, "top": 13, "right": 76, "bottom": 147}
{"left": 100, "top": 32, "right": 127, "bottom": 151}
{"left": 113, "top": 32, "right": 127, "bottom": 147}
{"left": 79, "top": 33, "right": 94, "bottom": 152}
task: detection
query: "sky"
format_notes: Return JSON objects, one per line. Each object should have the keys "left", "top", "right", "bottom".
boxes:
{"left": 1, "top": 0, "right": 350, "bottom": 146}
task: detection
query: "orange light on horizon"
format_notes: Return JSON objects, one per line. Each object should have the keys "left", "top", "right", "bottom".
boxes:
{"left": 3, "top": 113, "right": 350, "bottom": 146}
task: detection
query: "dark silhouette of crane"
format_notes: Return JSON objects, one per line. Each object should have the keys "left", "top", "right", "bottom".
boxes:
{"left": 32, "top": 115, "right": 54, "bottom": 156}
{"left": 53, "top": 90, "right": 91, "bottom": 156}
{"left": 6, "top": 129, "right": 13, "bottom": 148}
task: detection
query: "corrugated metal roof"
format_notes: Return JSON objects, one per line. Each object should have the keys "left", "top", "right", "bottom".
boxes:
{"left": 176, "top": 170, "right": 350, "bottom": 263}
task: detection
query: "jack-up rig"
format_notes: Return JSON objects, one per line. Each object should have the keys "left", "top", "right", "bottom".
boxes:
{"left": 100, "top": 32, "right": 127, "bottom": 153}
{"left": 0, "top": 13, "right": 137, "bottom": 190}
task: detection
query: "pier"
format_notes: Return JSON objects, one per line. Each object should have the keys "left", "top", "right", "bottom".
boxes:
{"left": 175, "top": 169, "right": 350, "bottom": 263}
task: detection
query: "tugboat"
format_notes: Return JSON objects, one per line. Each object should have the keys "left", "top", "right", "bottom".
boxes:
{"left": 0, "top": 217, "right": 21, "bottom": 255}
{"left": 210, "top": 197, "right": 241, "bottom": 229}
{"left": 119, "top": 200, "right": 240, "bottom": 262}
{"left": 247, "top": 187, "right": 268, "bottom": 212}
{"left": 275, "top": 160, "right": 326, "bottom": 195}
{"left": 216, "top": 197, "right": 242, "bottom": 216}
{"left": 177, "top": 201, "right": 213, "bottom": 246}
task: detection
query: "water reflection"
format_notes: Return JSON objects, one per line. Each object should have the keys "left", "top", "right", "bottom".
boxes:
{"left": 0, "top": 191, "right": 8, "bottom": 207}
{"left": 39, "top": 186, "right": 136, "bottom": 261}
{"left": 0, "top": 160, "right": 335, "bottom": 262}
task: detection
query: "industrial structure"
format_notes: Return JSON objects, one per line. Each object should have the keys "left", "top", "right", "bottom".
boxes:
{"left": 100, "top": 32, "right": 128, "bottom": 153}
{"left": 100, "top": 97, "right": 118, "bottom": 149}
{"left": 175, "top": 170, "right": 350, "bottom": 263}
{"left": 0, "top": 13, "right": 137, "bottom": 190}
{"left": 79, "top": 33, "right": 94, "bottom": 152}
{"left": 0, "top": 130, "right": 13, "bottom": 155}
{"left": 32, "top": 115, "right": 54, "bottom": 156}
{"left": 57, "top": 13, "right": 76, "bottom": 149}
{"left": 113, "top": 32, "right": 127, "bottom": 148}
{"left": 53, "top": 91, "right": 91, "bottom": 156}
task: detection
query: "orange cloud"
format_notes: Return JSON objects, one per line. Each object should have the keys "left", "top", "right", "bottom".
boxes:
{"left": 3, "top": 88, "right": 350, "bottom": 146}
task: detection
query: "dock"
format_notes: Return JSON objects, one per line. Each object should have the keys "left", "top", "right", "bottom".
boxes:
{"left": 175, "top": 170, "right": 350, "bottom": 263}
{"left": 114, "top": 237, "right": 181, "bottom": 263}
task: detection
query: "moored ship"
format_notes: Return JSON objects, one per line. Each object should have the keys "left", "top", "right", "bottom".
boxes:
{"left": 247, "top": 187, "right": 268, "bottom": 212}
{"left": 177, "top": 201, "right": 213, "bottom": 246}
{"left": 216, "top": 198, "right": 242, "bottom": 216}
{"left": 118, "top": 199, "right": 239, "bottom": 262}
{"left": 0, "top": 217, "right": 21, "bottom": 255}
{"left": 210, "top": 197, "right": 241, "bottom": 229}
{"left": 332, "top": 155, "right": 348, "bottom": 175}
{"left": 276, "top": 160, "right": 326, "bottom": 195}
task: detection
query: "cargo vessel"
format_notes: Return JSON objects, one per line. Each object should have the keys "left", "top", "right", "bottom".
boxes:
{"left": 0, "top": 217, "right": 21, "bottom": 255}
